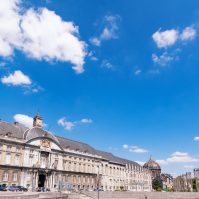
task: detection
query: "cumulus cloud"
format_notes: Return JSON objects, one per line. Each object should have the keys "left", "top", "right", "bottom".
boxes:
{"left": 1, "top": 70, "right": 31, "bottom": 86}
{"left": 0, "top": 0, "right": 87, "bottom": 74}
{"left": 157, "top": 151, "right": 199, "bottom": 165}
{"left": 14, "top": 114, "right": 33, "bottom": 128}
{"left": 180, "top": 27, "right": 196, "bottom": 41}
{"left": 134, "top": 69, "right": 142, "bottom": 75}
{"left": 0, "top": 0, "right": 22, "bottom": 57}
{"left": 135, "top": 161, "right": 145, "bottom": 166}
{"left": 194, "top": 137, "right": 199, "bottom": 141}
{"left": 101, "top": 60, "right": 113, "bottom": 69}
{"left": 80, "top": 118, "right": 93, "bottom": 124}
{"left": 90, "top": 38, "right": 101, "bottom": 47}
{"left": 152, "top": 26, "right": 197, "bottom": 48}
{"left": 1, "top": 70, "right": 42, "bottom": 94}
{"left": 58, "top": 117, "right": 75, "bottom": 131}
{"left": 152, "top": 52, "right": 175, "bottom": 66}
{"left": 152, "top": 29, "right": 179, "bottom": 48}
{"left": 156, "top": 159, "right": 168, "bottom": 165}
{"left": 90, "top": 15, "right": 120, "bottom": 46}
{"left": 123, "top": 144, "right": 148, "bottom": 153}
{"left": 58, "top": 116, "right": 93, "bottom": 131}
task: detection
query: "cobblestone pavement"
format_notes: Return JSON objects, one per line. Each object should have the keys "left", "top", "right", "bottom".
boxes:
{"left": 0, "top": 192, "right": 68, "bottom": 199}
{"left": 2, "top": 192, "right": 199, "bottom": 199}
{"left": 81, "top": 191, "right": 199, "bottom": 199}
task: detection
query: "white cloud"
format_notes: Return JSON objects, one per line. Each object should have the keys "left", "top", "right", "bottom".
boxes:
{"left": 0, "top": 0, "right": 87, "bottom": 74}
{"left": 194, "top": 137, "right": 199, "bottom": 141}
{"left": 135, "top": 161, "right": 145, "bottom": 166}
{"left": 167, "top": 151, "right": 199, "bottom": 163}
{"left": 90, "top": 15, "right": 120, "bottom": 46}
{"left": 1, "top": 70, "right": 31, "bottom": 86}
{"left": 123, "top": 144, "right": 129, "bottom": 149}
{"left": 134, "top": 69, "right": 142, "bottom": 75}
{"left": 58, "top": 116, "right": 93, "bottom": 131}
{"left": 158, "top": 151, "right": 199, "bottom": 164}
{"left": 80, "top": 118, "right": 93, "bottom": 124}
{"left": 88, "top": 51, "right": 98, "bottom": 61}
{"left": 0, "top": 0, "right": 22, "bottom": 57}
{"left": 123, "top": 144, "right": 148, "bottom": 153}
{"left": 14, "top": 114, "right": 33, "bottom": 128}
{"left": 152, "top": 29, "right": 179, "bottom": 48}
{"left": 101, "top": 60, "right": 113, "bottom": 69}
{"left": 57, "top": 117, "right": 75, "bottom": 131}
{"left": 180, "top": 27, "right": 196, "bottom": 41}
{"left": 90, "top": 38, "right": 101, "bottom": 46}
{"left": 152, "top": 26, "right": 197, "bottom": 48}
{"left": 156, "top": 159, "right": 168, "bottom": 165}
{"left": 152, "top": 52, "right": 174, "bottom": 66}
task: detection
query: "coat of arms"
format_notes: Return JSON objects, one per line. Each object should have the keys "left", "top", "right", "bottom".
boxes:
{"left": 40, "top": 139, "right": 51, "bottom": 148}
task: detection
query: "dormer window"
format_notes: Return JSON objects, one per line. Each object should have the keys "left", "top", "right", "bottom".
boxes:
{"left": 5, "top": 132, "right": 12, "bottom": 137}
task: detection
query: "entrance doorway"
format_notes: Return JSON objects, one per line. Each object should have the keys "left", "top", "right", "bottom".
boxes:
{"left": 38, "top": 174, "right": 46, "bottom": 187}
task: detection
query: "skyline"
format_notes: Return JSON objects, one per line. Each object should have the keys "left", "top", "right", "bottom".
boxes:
{"left": 1, "top": 0, "right": 199, "bottom": 176}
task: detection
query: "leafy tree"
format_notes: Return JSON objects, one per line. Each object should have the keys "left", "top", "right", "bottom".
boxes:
{"left": 192, "top": 179, "right": 197, "bottom": 192}
{"left": 152, "top": 177, "right": 163, "bottom": 191}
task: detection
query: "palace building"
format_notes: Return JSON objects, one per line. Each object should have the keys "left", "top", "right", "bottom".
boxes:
{"left": 143, "top": 157, "right": 161, "bottom": 179}
{"left": 0, "top": 113, "right": 152, "bottom": 192}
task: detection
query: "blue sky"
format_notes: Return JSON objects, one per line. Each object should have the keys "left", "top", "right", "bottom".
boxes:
{"left": 1, "top": 0, "right": 199, "bottom": 176}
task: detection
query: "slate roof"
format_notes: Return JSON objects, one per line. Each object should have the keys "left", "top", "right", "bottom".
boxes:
{"left": 0, "top": 120, "right": 140, "bottom": 167}
{"left": 24, "top": 127, "right": 60, "bottom": 144}
{"left": 56, "top": 136, "right": 97, "bottom": 155}
{"left": 96, "top": 150, "right": 140, "bottom": 166}
{"left": 0, "top": 121, "right": 28, "bottom": 139}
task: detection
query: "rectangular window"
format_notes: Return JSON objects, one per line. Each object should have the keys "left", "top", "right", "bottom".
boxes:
{"left": 16, "top": 146, "right": 20, "bottom": 153}
{"left": 3, "top": 171, "right": 8, "bottom": 181}
{"left": 29, "top": 155, "right": 33, "bottom": 166}
{"left": 26, "top": 172, "right": 31, "bottom": 181}
{"left": 7, "top": 146, "right": 11, "bottom": 152}
{"left": 6, "top": 153, "right": 11, "bottom": 164}
{"left": 13, "top": 172, "right": 18, "bottom": 181}
{"left": 15, "top": 155, "right": 20, "bottom": 165}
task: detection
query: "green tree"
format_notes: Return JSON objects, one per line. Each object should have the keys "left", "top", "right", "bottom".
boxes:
{"left": 192, "top": 179, "right": 197, "bottom": 192}
{"left": 152, "top": 177, "right": 163, "bottom": 191}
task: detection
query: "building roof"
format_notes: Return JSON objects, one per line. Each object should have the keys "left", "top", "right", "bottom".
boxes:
{"left": 0, "top": 120, "right": 141, "bottom": 167}
{"left": 143, "top": 157, "right": 161, "bottom": 170}
{"left": 0, "top": 121, "right": 28, "bottom": 139}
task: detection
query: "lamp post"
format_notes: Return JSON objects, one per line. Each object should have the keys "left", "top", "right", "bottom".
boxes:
{"left": 97, "top": 165, "right": 100, "bottom": 199}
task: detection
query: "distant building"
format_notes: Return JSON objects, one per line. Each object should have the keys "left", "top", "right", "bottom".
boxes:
{"left": 173, "top": 172, "right": 193, "bottom": 192}
{"left": 194, "top": 168, "right": 199, "bottom": 192}
{"left": 0, "top": 113, "right": 152, "bottom": 192}
{"left": 161, "top": 173, "right": 173, "bottom": 190}
{"left": 143, "top": 157, "right": 161, "bottom": 179}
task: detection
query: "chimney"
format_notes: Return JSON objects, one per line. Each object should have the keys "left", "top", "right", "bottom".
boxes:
{"left": 14, "top": 121, "right": 19, "bottom": 125}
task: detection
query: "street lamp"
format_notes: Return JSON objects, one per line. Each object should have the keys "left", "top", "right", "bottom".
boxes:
{"left": 97, "top": 165, "right": 99, "bottom": 199}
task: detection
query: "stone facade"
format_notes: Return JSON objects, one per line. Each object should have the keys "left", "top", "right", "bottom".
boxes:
{"left": 173, "top": 172, "right": 193, "bottom": 192}
{"left": 0, "top": 114, "right": 152, "bottom": 192}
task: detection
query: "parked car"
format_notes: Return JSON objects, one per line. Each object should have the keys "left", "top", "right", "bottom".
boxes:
{"left": 93, "top": 188, "right": 104, "bottom": 191}
{"left": 17, "top": 186, "right": 28, "bottom": 192}
{"left": 35, "top": 187, "right": 50, "bottom": 192}
{"left": 0, "top": 185, "right": 7, "bottom": 191}
{"left": 6, "top": 186, "right": 19, "bottom": 192}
